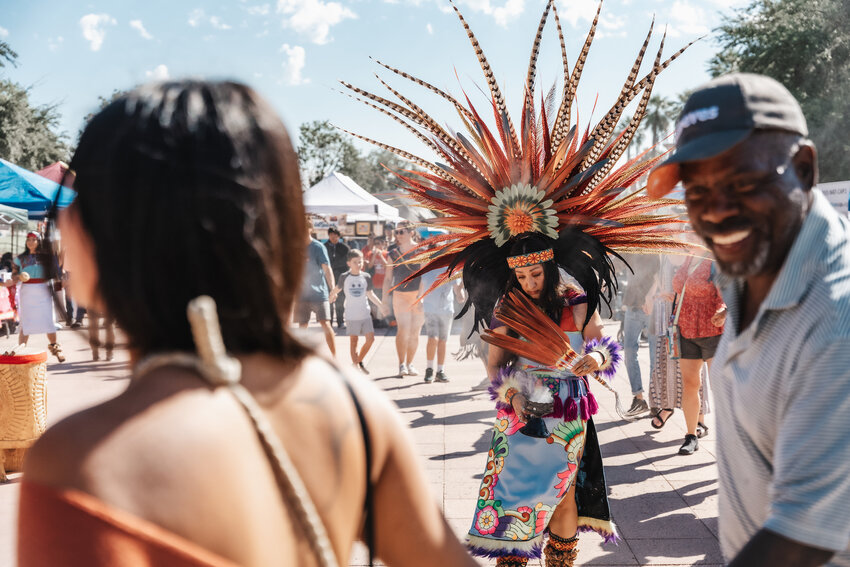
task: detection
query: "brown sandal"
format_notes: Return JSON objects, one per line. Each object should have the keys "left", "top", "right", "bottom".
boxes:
{"left": 650, "top": 408, "right": 674, "bottom": 429}
{"left": 48, "top": 343, "right": 65, "bottom": 363}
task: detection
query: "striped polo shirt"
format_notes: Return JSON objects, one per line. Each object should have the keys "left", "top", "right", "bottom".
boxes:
{"left": 712, "top": 190, "right": 850, "bottom": 565}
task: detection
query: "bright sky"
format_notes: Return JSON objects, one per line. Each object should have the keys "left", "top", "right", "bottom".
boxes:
{"left": 2, "top": 0, "right": 747, "bottom": 156}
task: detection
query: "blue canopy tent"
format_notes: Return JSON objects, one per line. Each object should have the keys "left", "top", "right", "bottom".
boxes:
{"left": 0, "top": 158, "right": 75, "bottom": 218}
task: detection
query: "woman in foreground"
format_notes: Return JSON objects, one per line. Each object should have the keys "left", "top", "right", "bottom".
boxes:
{"left": 18, "top": 80, "right": 476, "bottom": 567}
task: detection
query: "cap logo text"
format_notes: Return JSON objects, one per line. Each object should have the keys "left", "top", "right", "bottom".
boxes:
{"left": 676, "top": 106, "right": 719, "bottom": 142}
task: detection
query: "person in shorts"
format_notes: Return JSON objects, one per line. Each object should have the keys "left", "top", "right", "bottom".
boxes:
{"left": 329, "top": 249, "right": 383, "bottom": 374}
{"left": 421, "top": 267, "right": 464, "bottom": 383}
{"left": 293, "top": 219, "right": 336, "bottom": 356}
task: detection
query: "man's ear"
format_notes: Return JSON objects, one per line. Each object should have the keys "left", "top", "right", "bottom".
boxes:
{"left": 792, "top": 141, "right": 818, "bottom": 191}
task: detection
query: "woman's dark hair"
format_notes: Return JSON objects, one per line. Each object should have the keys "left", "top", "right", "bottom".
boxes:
{"left": 19, "top": 235, "right": 48, "bottom": 262}
{"left": 18, "top": 236, "right": 47, "bottom": 258}
{"left": 0, "top": 252, "right": 13, "bottom": 271}
{"left": 503, "top": 234, "right": 565, "bottom": 325}
{"left": 68, "top": 80, "right": 308, "bottom": 358}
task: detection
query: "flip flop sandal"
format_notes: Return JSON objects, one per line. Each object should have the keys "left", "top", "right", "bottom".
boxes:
{"left": 696, "top": 421, "right": 709, "bottom": 439}
{"left": 650, "top": 408, "right": 674, "bottom": 429}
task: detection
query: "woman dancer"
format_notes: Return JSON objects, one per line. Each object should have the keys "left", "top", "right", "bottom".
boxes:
{"left": 341, "top": 1, "right": 696, "bottom": 563}
{"left": 381, "top": 221, "right": 424, "bottom": 377}
{"left": 18, "top": 80, "right": 477, "bottom": 567}
{"left": 470, "top": 234, "right": 621, "bottom": 566}
{"left": 14, "top": 231, "right": 64, "bottom": 362}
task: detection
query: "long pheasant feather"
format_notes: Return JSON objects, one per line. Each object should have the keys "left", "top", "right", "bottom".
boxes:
{"left": 372, "top": 57, "right": 476, "bottom": 122}
{"left": 525, "top": 0, "right": 553, "bottom": 111}
{"left": 553, "top": 0, "right": 602, "bottom": 148}
{"left": 581, "top": 18, "right": 655, "bottom": 171}
{"left": 451, "top": 0, "right": 520, "bottom": 155}
{"left": 549, "top": 2, "right": 571, "bottom": 150}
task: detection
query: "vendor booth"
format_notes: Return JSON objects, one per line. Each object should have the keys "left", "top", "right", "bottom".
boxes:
{"left": 303, "top": 173, "right": 401, "bottom": 238}
{"left": 35, "top": 161, "right": 75, "bottom": 188}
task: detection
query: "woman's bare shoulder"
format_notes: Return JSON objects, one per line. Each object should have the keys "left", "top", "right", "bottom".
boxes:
{"left": 24, "top": 365, "right": 231, "bottom": 491}
{"left": 25, "top": 353, "right": 406, "bottom": 503}
{"left": 25, "top": 395, "right": 117, "bottom": 490}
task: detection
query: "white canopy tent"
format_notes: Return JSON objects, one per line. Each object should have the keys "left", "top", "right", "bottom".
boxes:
{"left": 0, "top": 203, "right": 29, "bottom": 254}
{"left": 373, "top": 191, "right": 436, "bottom": 222}
{"left": 303, "top": 172, "right": 400, "bottom": 219}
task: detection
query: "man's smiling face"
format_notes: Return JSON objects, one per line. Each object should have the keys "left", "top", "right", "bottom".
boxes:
{"left": 680, "top": 132, "right": 813, "bottom": 278}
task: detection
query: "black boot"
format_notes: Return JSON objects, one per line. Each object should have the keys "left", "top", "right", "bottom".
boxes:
{"left": 544, "top": 532, "right": 579, "bottom": 567}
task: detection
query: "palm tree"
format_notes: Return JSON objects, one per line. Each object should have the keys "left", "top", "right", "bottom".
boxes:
{"left": 643, "top": 95, "right": 675, "bottom": 148}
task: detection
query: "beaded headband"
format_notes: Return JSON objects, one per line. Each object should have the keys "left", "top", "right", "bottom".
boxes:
{"left": 506, "top": 248, "right": 554, "bottom": 269}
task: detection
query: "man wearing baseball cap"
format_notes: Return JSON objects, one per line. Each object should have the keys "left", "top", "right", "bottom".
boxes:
{"left": 649, "top": 73, "right": 850, "bottom": 566}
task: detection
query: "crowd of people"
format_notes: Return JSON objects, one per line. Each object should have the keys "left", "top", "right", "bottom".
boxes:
{"left": 294, "top": 218, "right": 466, "bottom": 383}
{"left": 8, "top": 4, "right": 850, "bottom": 567}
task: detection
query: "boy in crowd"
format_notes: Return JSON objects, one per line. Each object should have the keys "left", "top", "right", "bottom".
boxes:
{"left": 421, "top": 267, "right": 464, "bottom": 383}
{"left": 329, "top": 249, "right": 383, "bottom": 374}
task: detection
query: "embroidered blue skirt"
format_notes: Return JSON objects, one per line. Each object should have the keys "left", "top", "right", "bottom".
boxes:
{"left": 467, "top": 373, "right": 615, "bottom": 559}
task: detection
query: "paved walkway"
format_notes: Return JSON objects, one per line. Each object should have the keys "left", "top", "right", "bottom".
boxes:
{"left": 0, "top": 320, "right": 721, "bottom": 566}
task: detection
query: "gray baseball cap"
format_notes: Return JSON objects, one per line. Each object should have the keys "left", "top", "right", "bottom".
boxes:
{"left": 647, "top": 73, "right": 807, "bottom": 198}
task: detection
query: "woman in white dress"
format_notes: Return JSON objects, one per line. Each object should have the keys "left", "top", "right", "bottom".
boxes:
{"left": 13, "top": 231, "right": 64, "bottom": 362}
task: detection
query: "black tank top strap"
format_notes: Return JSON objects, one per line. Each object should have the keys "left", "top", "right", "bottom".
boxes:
{"left": 341, "top": 378, "right": 375, "bottom": 567}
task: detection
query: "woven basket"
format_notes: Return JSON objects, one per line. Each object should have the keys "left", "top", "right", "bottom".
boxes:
{"left": 0, "top": 351, "right": 48, "bottom": 475}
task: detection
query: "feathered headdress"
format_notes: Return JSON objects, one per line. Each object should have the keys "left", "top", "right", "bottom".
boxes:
{"left": 341, "top": 0, "right": 695, "bottom": 329}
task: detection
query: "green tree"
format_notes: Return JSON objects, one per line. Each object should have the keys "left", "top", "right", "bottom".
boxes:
{"left": 0, "top": 79, "right": 68, "bottom": 170}
{"left": 297, "top": 120, "right": 365, "bottom": 188}
{"left": 710, "top": 0, "right": 850, "bottom": 181}
{"left": 0, "top": 40, "right": 18, "bottom": 69}
{"left": 356, "top": 149, "right": 411, "bottom": 194}
{"left": 665, "top": 90, "right": 692, "bottom": 130}
{"left": 77, "top": 89, "right": 127, "bottom": 144}
{"left": 0, "top": 40, "right": 68, "bottom": 169}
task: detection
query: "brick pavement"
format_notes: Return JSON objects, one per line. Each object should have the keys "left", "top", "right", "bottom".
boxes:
{"left": 0, "top": 320, "right": 722, "bottom": 566}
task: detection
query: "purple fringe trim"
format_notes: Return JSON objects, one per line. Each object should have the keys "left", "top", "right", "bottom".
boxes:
{"left": 584, "top": 336, "right": 623, "bottom": 381}
{"left": 488, "top": 366, "right": 513, "bottom": 411}
{"left": 567, "top": 293, "right": 588, "bottom": 306}
{"left": 487, "top": 366, "right": 600, "bottom": 421}
{"left": 577, "top": 524, "right": 620, "bottom": 544}
{"left": 467, "top": 540, "right": 545, "bottom": 560}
